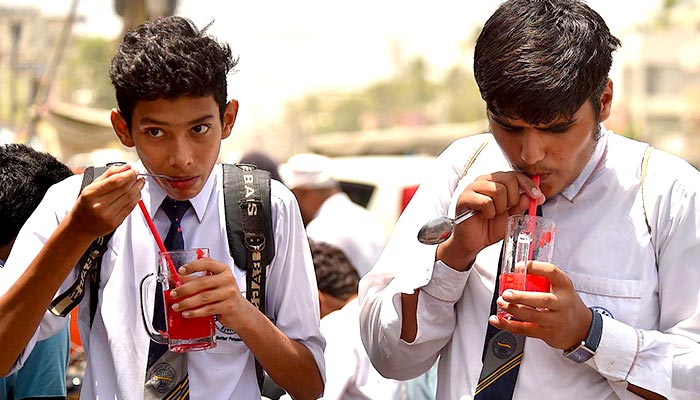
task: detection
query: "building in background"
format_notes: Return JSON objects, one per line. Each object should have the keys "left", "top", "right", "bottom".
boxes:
{"left": 617, "top": 1, "right": 700, "bottom": 166}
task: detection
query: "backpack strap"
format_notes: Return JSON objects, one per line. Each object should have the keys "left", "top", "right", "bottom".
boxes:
{"left": 49, "top": 165, "right": 115, "bottom": 329}
{"left": 222, "top": 163, "right": 275, "bottom": 389}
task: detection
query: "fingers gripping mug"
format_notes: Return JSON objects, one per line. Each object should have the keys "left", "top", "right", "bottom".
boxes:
{"left": 140, "top": 248, "right": 217, "bottom": 352}
{"left": 497, "top": 215, "right": 556, "bottom": 320}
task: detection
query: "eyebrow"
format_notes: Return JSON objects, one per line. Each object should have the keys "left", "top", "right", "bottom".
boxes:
{"left": 139, "top": 114, "right": 216, "bottom": 126}
{"left": 491, "top": 114, "right": 577, "bottom": 131}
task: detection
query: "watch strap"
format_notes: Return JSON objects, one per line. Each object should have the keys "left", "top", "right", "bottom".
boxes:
{"left": 564, "top": 308, "right": 603, "bottom": 363}
{"left": 585, "top": 308, "right": 603, "bottom": 352}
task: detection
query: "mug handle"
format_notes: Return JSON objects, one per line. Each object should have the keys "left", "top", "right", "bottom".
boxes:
{"left": 139, "top": 273, "right": 169, "bottom": 345}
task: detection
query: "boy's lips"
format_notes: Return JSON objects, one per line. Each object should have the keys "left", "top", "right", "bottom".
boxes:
{"left": 166, "top": 176, "right": 198, "bottom": 190}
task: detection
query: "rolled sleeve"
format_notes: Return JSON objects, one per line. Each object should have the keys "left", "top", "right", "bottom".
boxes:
{"left": 588, "top": 316, "right": 639, "bottom": 381}
{"left": 421, "top": 261, "right": 470, "bottom": 302}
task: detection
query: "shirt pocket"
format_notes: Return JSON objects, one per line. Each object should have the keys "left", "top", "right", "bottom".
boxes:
{"left": 566, "top": 271, "right": 643, "bottom": 326}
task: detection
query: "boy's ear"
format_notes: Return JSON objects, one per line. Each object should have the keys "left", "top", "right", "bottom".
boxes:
{"left": 221, "top": 100, "right": 239, "bottom": 140}
{"left": 111, "top": 109, "right": 135, "bottom": 148}
{"left": 599, "top": 79, "right": 613, "bottom": 123}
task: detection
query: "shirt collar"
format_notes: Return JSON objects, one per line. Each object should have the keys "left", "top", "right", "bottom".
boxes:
{"left": 559, "top": 124, "right": 609, "bottom": 202}
{"left": 135, "top": 160, "right": 217, "bottom": 223}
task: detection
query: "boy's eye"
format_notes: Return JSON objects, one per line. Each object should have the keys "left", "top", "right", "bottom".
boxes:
{"left": 546, "top": 126, "right": 569, "bottom": 134}
{"left": 192, "top": 125, "right": 210, "bottom": 134}
{"left": 147, "top": 128, "right": 163, "bottom": 137}
{"left": 499, "top": 124, "right": 520, "bottom": 133}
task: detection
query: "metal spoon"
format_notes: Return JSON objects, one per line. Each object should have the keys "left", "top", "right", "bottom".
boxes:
{"left": 138, "top": 173, "right": 171, "bottom": 179}
{"left": 417, "top": 209, "right": 477, "bottom": 245}
{"left": 139, "top": 172, "right": 172, "bottom": 179}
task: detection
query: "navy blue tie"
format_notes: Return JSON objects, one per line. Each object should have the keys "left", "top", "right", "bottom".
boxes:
{"left": 474, "top": 206, "right": 542, "bottom": 399}
{"left": 144, "top": 198, "right": 191, "bottom": 399}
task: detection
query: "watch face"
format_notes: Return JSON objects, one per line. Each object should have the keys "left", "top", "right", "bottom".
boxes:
{"left": 566, "top": 345, "right": 595, "bottom": 364}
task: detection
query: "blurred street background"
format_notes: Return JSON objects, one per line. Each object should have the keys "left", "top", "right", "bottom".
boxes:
{"left": 1, "top": 0, "right": 700, "bottom": 169}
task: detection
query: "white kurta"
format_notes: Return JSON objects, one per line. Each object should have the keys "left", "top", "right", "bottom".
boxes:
{"left": 1, "top": 163, "right": 326, "bottom": 399}
{"left": 320, "top": 298, "right": 404, "bottom": 400}
{"left": 359, "top": 128, "right": 700, "bottom": 399}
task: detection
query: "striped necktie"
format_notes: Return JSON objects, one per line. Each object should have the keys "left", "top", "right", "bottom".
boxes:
{"left": 474, "top": 206, "right": 542, "bottom": 399}
{"left": 144, "top": 198, "right": 191, "bottom": 400}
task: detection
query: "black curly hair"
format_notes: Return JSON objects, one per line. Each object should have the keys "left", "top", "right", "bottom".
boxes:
{"left": 474, "top": 0, "right": 621, "bottom": 127}
{"left": 0, "top": 144, "right": 73, "bottom": 247}
{"left": 109, "top": 16, "right": 238, "bottom": 130}
{"left": 309, "top": 240, "right": 359, "bottom": 301}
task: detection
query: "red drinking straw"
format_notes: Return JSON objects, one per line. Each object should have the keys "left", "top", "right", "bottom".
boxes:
{"left": 138, "top": 199, "right": 182, "bottom": 286}
{"left": 529, "top": 175, "right": 540, "bottom": 217}
{"left": 527, "top": 175, "right": 541, "bottom": 260}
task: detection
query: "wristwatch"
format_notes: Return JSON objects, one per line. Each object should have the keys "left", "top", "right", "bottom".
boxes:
{"left": 563, "top": 308, "right": 603, "bottom": 363}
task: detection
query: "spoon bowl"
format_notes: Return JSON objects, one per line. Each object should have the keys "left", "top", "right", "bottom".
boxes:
{"left": 417, "top": 209, "right": 477, "bottom": 245}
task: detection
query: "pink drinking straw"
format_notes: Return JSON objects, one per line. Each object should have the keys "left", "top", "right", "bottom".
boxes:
{"left": 527, "top": 175, "right": 541, "bottom": 261}
{"left": 138, "top": 200, "right": 183, "bottom": 286}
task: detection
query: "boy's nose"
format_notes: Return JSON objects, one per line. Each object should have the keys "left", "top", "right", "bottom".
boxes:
{"left": 520, "top": 130, "right": 546, "bottom": 165}
{"left": 168, "top": 136, "right": 194, "bottom": 167}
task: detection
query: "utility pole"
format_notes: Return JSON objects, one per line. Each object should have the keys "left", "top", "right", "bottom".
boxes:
{"left": 23, "top": 0, "right": 80, "bottom": 143}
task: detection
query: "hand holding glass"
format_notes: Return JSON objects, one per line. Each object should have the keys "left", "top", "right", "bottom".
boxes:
{"left": 497, "top": 214, "right": 556, "bottom": 320}
{"left": 140, "top": 248, "right": 217, "bottom": 352}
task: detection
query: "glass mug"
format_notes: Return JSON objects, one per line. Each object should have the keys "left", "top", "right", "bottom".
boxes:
{"left": 497, "top": 214, "right": 556, "bottom": 320}
{"left": 140, "top": 248, "right": 217, "bottom": 352}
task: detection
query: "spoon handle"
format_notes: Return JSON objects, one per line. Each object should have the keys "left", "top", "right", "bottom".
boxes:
{"left": 138, "top": 173, "right": 170, "bottom": 179}
{"left": 453, "top": 209, "right": 476, "bottom": 225}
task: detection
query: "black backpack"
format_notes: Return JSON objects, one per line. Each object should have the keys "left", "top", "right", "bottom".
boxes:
{"left": 48, "top": 162, "right": 275, "bottom": 387}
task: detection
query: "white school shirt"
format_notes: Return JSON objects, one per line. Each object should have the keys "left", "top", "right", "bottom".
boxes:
{"left": 306, "top": 192, "right": 385, "bottom": 277}
{"left": 319, "top": 297, "right": 404, "bottom": 400}
{"left": 359, "top": 128, "right": 700, "bottom": 399}
{"left": 1, "top": 162, "right": 326, "bottom": 400}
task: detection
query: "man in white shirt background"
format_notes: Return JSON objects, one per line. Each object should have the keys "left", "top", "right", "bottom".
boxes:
{"left": 0, "top": 16, "right": 324, "bottom": 399}
{"left": 280, "top": 153, "right": 386, "bottom": 277}
{"left": 359, "top": 0, "right": 700, "bottom": 399}
{"left": 310, "top": 239, "right": 404, "bottom": 400}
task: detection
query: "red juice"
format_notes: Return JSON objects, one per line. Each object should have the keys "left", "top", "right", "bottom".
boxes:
{"left": 497, "top": 273, "right": 551, "bottom": 320}
{"left": 163, "top": 289, "right": 216, "bottom": 352}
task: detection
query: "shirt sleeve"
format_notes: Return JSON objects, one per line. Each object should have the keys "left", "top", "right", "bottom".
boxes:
{"left": 0, "top": 177, "right": 81, "bottom": 373}
{"left": 587, "top": 151, "right": 700, "bottom": 398}
{"left": 358, "top": 138, "right": 479, "bottom": 380}
{"left": 265, "top": 180, "right": 327, "bottom": 383}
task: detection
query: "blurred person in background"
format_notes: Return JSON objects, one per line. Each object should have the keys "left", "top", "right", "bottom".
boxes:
{"left": 359, "top": 0, "right": 700, "bottom": 399}
{"left": 280, "top": 153, "right": 385, "bottom": 277}
{"left": 310, "top": 239, "right": 404, "bottom": 400}
{"left": 0, "top": 144, "right": 73, "bottom": 400}
{"left": 239, "top": 150, "right": 284, "bottom": 183}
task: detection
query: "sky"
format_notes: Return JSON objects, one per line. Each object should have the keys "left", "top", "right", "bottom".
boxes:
{"left": 2, "top": 0, "right": 664, "bottom": 135}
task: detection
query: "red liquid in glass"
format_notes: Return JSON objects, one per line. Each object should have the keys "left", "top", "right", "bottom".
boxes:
{"left": 497, "top": 273, "right": 551, "bottom": 320}
{"left": 163, "top": 289, "right": 216, "bottom": 352}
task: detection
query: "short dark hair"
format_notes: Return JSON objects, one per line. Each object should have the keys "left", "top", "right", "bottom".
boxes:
{"left": 109, "top": 16, "right": 237, "bottom": 130}
{"left": 0, "top": 144, "right": 73, "bottom": 246}
{"left": 309, "top": 240, "right": 359, "bottom": 301}
{"left": 474, "top": 0, "right": 621, "bottom": 125}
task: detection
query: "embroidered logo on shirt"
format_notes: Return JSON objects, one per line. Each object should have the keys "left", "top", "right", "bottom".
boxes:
{"left": 215, "top": 315, "right": 242, "bottom": 342}
{"left": 492, "top": 331, "right": 517, "bottom": 359}
{"left": 590, "top": 306, "right": 614, "bottom": 319}
{"left": 149, "top": 362, "right": 177, "bottom": 393}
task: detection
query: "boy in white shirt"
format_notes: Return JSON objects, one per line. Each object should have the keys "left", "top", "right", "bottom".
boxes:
{"left": 0, "top": 16, "right": 324, "bottom": 399}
